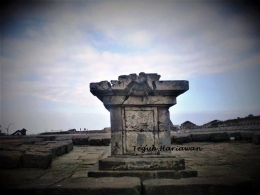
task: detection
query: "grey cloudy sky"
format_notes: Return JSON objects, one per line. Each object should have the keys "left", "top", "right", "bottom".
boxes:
{"left": 1, "top": 0, "right": 259, "bottom": 135}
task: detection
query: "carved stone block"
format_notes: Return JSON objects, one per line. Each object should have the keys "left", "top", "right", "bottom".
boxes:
{"left": 90, "top": 72, "right": 189, "bottom": 156}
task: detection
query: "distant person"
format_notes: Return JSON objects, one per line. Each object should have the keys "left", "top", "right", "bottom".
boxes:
{"left": 177, "top": 129, "right": 181, "bottom": 134}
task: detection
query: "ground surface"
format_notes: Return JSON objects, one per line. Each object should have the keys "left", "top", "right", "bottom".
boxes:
{"left": 0, "top": 139, "right": 260, "bottom": 194}
{"left": 172, "top": 142, "right": 260, "bottom": 182}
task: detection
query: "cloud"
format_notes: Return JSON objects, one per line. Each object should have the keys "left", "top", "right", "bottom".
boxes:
{"left": 1, "top": 1, "right": 259, "bottom": 131}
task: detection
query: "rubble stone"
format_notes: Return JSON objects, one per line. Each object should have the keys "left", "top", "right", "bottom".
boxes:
{"left": 210, "top": 132, "right": 230, "bottom": 142}
{"left": 0, "top": 151, "right": 22, "bottom": 169}
{"left": 21, "top": 152, "right": 52, "bottom": 169}
{"left": 191, "top": 133, "right": 211, "bottom": 142}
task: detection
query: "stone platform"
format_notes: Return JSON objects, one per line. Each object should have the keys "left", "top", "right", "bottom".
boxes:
{"left": 89, "top": 163, "right": 197, "bottom": 180}
{"left": 98, "top": 155, "right": 185, "bottom": 170}
{"left": 89, "top": 154, "right": 197, "bottom": 180}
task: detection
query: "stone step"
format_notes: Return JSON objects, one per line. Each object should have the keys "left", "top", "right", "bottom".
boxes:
{"left": 2, "top": 176, "right": 254, "bottom": 195}
{"left": 3, "top": 177, "right": 141, "bottom": 195}
{"left": 88, "top": 163, "right": 197, "bottom": 181}
{"left": 99, "top": 156, "right": 185, "bottom": 170}
{"left": 142, "top": 177, "right": 253, "bottom": 195}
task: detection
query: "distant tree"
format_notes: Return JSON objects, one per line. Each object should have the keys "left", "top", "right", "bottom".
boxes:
{"left": 247, "top": 114, "right": 254, "bottom": 117}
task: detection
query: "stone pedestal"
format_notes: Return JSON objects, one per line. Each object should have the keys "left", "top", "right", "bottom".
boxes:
{"left": 89, "top": 72, "right": 197, "bottom": 180}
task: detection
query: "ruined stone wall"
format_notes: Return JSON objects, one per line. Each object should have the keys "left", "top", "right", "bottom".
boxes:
{"left": 184, "top": 124, "right": 260, "bottom": 133}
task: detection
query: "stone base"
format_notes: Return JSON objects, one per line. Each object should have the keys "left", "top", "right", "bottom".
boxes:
{"left": 88, "top": 155, "right": 198, "bottom": 180}
{"left": 99, "top": 155, "right": 185, "bottom": 170}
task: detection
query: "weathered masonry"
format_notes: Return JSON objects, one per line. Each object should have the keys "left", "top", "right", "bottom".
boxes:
{"left": 89, "top": 72, "right": 197, "bottom": 180}
{"left": 90, "top": 72, "right": 188, "bottom": 155}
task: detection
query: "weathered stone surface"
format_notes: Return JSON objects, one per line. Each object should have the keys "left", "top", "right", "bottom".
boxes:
{"left": 156, "top": 170, "right": 182, "bottom": 179}
{"left": 108, "top": 96, "right": 177, "bottom": 106}
{"left": 31, "top": 141, "right": 72, "bottom": 158}
{"left": 99, "top": 156, "right": 185, "bottom": 171}
{"left": 158, "top": 107, "right": 174, "bottom": 131}
{"left": 91, "top": 73, "right": 188, "bottom": 99}
{"left": 29, "top": 147, "right": 55, "bottom": 159}
{"left": 52, "top": 143, "right": 67, "bottom": 156}
{"left": 90, "top": 73, "right": 188, "bottom": 156}
{"left": 36, "top": 135, "right": 56, "bottom": 141}
{"left": 49, "top": 177, "right": 141, "bottom": 195}
{"left": 4, "top": 177, "right": 141, "bottom": 195}
{"left": 72, "top": 136, "right": 89, "bottom": 145}
{"left": 102, "top": 138, "right": 111, "bottom": 146}
{"left": 125, "top": 107, "right": 156, "bottom": 131}
{"left": 191, "top": 133, "right": 211, "bottom": 142}
{"left": 89, "top": 162, "right": 197, "bottom": 181}
{"left": 16, "top": 137, "right": 45, "bottom": 145}
{"left": 88, "top": 138, "right": 103, "bottom": 146}
{"left": 126, "top": 131, "right": 156, "bottom": 155}
{"left": 153, "top": 81, "right": 189, "bottom": 97}
{"left": 142, "top": 177, "right": 253, "bottom": 195}
{"left": 210, "top": 132, "right": 230, "bottom": 142}
{"left": 172, "top": 134, "right": 192, "bottom": 144}
{"left": 0, "top": 137, "right": 75, "bottom": 169}
{"left": 155, "top": 131, "right": 171, "bottom": 154}
{"left": 179, "top": 167, "right": 198, "bottom": 178}
{"left": 1, "top": 140, "right": 260, "bottom": 193}
{"left": 65, "top": 141, "right": 73, "bottom": 153}
{"left": 0, "top": 151, "right": 22, "bottom": 169}
{"left": 0, "top": 145, "right": 27, "bottom": 153}
{"left": 88, "top": 168, "right": 157, "bottom": 181}
{"left": 156, "top": 167, "right": 198, "bottom": 179}
{"left": 21, "top": 152, "right": 52, "bottom": 169}
{"left": 89, "top": 72, "right": 192, "bottom": 180}
{"left": 111, "top": 131, "right": 123, "bottom": 155}
{"left": 110, "top": 107, "right": 123, "bottom": 131}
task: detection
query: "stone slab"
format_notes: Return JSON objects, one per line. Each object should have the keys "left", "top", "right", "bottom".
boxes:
{"left": 99, "top": 156, "right": 185, "bottom": 170}
{"left": 210, "top": 132, "right": 230, "bottom": 142}
{"left": 191, "top": 133, "right": 211, "bottom": 142}
{"left": 142, "top": 177, "right": 253, "bottom": 195}
{"left": 0, "top": 151, "right": 22, "bottom": 169}
{"left": 103, "top": 95, "right": 177, "bottom": 106}
{"left": 88, "top": 137, "right": 103, "bottom": 146}
{"left": 72, "top": 136, "right": 89, "bottom": 145}
{"left": 3, "top": 177, "right": 141, "bottom": 195}
{"left": 102, "top": 138, "right": 111, "bottom": 146}
{"left": 111, "top": 131, "right": 123, "bottom": 155}
{"left": 88, "top": 162, "right": 197, "bottom": 181}
{"left": 172, "top": 134, "right": 192, "bottom": 144}
{"left": 21, "top": 152, "right": 52, "bottom": 169}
